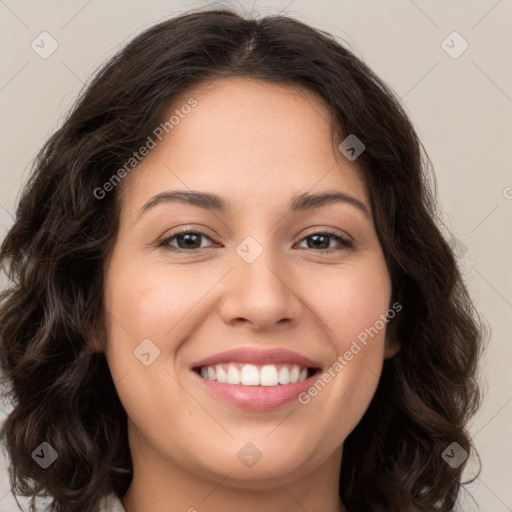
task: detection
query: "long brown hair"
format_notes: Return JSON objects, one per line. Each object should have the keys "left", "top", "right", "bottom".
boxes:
{"left": 0, "top": 6, "right": 485, "bottom": 512}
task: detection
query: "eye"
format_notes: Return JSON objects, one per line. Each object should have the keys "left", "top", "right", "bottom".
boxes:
{"left": 296, "top": 230, "right": 354, "bottom": 253}
{"left": 158, "top": 230, "right": 217, "bottom": 252}
{"left": 157, "top": 229, "right": 354, "bottom": 254}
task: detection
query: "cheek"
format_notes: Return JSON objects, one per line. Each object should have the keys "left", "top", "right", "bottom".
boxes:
{"left": 307, "top": 256, "right": 392, "bottom": 345}
{"left": 104, "top": 255, "right": 206, "bottom": 345}
{"left": 102, "top": 251, "right": 234, "bottom": 419}
{"left": 298, "top": 257, "right": 391, "bottom": 430}
{"left": 101, "top": 258, "right": 196, "bottom": 443}
{"left": 101, "top": 254, "right": 199, "bottom": 399}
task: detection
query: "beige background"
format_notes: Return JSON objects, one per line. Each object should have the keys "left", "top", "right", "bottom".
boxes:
{"left": 0, "top": 0, "right": 511, "bottom": 510}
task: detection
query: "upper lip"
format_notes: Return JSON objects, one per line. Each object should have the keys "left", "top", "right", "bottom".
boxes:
{"left": 191, "top": 348, "right": 322, "bottom": 370}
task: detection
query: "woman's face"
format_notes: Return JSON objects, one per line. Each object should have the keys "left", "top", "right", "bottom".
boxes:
{"left": 100, "top": 77, "right": 395, "bottom": 487}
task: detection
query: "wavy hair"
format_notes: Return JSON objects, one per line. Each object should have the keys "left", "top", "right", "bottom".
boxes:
{"left": 0, "top": 6, "right": 485, "bottom": 512}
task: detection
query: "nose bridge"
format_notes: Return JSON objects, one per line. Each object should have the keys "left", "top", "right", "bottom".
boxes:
{"left": 234, "top": 233, "right": 290, "bottom": 295}
{"left": 220, "top": 233, "right": 302, "bottom": 328}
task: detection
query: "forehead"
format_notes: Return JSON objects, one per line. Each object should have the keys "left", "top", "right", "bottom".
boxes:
{"left": 118, "top": 77, "right": 369, "bottom": 217}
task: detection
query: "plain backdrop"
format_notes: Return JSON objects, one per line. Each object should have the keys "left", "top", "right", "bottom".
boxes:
{"left": 0, "top": 1, "right": 511, "bottom": 510}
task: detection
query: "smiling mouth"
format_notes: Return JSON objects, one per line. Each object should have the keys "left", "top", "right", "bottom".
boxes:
{"left": 193, "top": 362, "right": 321, "bottom": 387}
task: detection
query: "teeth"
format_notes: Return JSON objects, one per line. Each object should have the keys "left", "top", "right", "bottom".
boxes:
{"left": 260, "top": 365, "right": 279, "bottom": 386}
{"left": 198, "top": 363, "right": 312, "bottom": 386}
{"left": 278, "top": 366, "right": 290, "bottom": 384}
{"left": 227, "top": 364, "right": 240, "bottom": 384}
{"left": 290, "top": 365, "right": 300, "bottom": 383}
{"left": 216, "top": 364, "right": 227, "bottom": 383}
{"left": 240, "top": 364, "right": 260, "bottom": 386}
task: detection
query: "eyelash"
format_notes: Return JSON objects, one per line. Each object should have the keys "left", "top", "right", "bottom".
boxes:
{"left": 157, "top": 229, "right": 354, "bottom": 254}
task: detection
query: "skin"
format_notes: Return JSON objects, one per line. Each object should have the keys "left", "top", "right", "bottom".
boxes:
{"left": 94, "top": 77, "right": 399, "bottom": 512}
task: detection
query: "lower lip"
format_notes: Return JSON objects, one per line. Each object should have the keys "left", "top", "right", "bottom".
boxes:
{"left": 191, "top": 370, "right": 319, "bottom": 411}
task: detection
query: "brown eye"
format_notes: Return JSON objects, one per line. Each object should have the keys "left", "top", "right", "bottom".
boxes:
{"left": 159, "top": 231, "right": 215, "bottom": 252}
{"left": 297, "top": 231, "right": 353, "bottom": 252}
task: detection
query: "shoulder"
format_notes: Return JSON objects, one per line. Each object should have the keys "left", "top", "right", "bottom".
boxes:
{"left": 98, "top": 493, "right": 126, "bottom": 512}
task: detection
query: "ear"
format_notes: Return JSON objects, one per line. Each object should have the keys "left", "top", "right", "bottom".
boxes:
{"left": 86, "top": 315, "right": 106, "bottom": 353}
{"left": 86, "top": 333, "right": 105, "bottom": 353}
{"left": 384, "top": 335, "right": 400, "bottom": 359}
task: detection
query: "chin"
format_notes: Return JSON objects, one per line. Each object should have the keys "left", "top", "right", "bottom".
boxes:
{"left": 186, "top": 441, "right": 323, "bottom": 487}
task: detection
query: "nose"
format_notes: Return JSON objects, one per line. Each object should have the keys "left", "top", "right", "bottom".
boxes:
{"left": 219, "top": 243, "right": 304, "bottom": 331}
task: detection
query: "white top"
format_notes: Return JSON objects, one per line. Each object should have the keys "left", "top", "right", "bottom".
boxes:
{"left": 99, "top": 493, "right": 126, "bottom": 512}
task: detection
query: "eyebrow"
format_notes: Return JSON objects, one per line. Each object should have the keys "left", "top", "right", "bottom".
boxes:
{"left": 138, "top": 190, "right": 371, "bottom": 219}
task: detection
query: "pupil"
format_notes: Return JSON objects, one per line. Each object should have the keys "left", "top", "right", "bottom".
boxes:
{"left": 309, "top": 234, "right": 329, "bottom": 249}
{"left": 179, "top": 233, "right": 201, "bottom": 249}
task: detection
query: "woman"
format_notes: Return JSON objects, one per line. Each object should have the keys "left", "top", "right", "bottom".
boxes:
{"left": 0, "top": 7, "right": 484, "bottom": 512}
